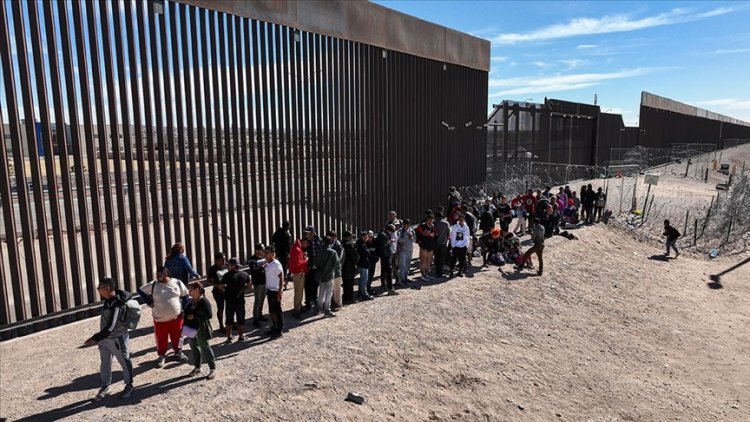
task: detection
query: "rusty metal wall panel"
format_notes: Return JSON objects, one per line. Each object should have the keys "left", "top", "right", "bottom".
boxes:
{"left": 1, "top": 0, "right": 488, "bottom": 336}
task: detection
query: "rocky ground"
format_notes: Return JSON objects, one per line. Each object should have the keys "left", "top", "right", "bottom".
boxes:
{"left": 1, "top": 218, "right": 748, "bottom": 421}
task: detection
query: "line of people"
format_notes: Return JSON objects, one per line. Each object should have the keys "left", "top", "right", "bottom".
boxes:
{"left": 82, "top": 183, "right": 608, "bottom": 401}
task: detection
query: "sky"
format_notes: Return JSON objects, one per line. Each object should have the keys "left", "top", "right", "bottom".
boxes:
{"left": 374, "top": 0, "right": 750, "bottom": 126}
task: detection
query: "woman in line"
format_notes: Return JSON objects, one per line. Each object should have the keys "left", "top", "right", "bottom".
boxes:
{"left": 184, "top": 281, "right": 217, "bottom": 380}
{"left": 164, "top": 242, "right": 200, "bottom": 285}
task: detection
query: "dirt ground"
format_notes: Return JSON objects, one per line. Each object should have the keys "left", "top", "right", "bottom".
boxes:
{"left": 1, "top": 218, "right": 748, "bottom": 421}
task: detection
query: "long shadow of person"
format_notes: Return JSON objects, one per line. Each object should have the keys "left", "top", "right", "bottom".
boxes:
{"left": 647, "top": 254, "right": 673, "bottom": 262}
{"left": 708, "top": 256, "right": 750, "bottom": 289}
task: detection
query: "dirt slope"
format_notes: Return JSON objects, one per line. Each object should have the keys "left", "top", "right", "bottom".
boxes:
{"left": 1, "top": 221, "right": 748, "bottom": 421}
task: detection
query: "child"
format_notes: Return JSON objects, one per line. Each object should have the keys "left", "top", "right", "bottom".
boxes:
{"left": 663, "top": 219, "right": 681, "bottom": 258}
{"left": 184, "top": 281, "right": 216, "bottom": 380}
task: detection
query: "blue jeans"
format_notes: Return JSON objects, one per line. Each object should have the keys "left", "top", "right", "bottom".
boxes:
{"left": 398, "top": 251, "right": 411, "bottom": 281}
{"left": 358, "top": 267, "right": 369, "bottom": 297}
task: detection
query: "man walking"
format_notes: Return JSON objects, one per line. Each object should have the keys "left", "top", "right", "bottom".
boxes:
{"left": 138, "top": 267, "right": 190, "bottom": 367}
{"left": 84, "top": 277, "right": 135, "bottom": 401}
{"left": 449, "top": 214, "right": 471, "bottom": 277}
{"left": 663, "top": 219, "right": 681, "bottom": 258}
{"left": 264, "top": 246, "right": 285, "bottom": 338}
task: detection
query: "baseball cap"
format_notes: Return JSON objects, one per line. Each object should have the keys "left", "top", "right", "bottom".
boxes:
{"left": 227, "top": 257, "right": 239, "bottom": 266}
{"left": 304, "top": 225, "right": 316, "bottom": 233}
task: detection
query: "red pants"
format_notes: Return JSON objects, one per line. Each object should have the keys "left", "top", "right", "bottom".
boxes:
{"left": 153, "top": 315, "right": 183, "bottom": 357}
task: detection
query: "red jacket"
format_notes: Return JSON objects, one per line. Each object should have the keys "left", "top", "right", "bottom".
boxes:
{"left": 289, "top": 240, "right": 309, "bottom": 274}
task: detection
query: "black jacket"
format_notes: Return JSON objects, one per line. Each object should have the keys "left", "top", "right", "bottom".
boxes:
{"left": 342, "top": 240, "right": 360, "bottom": 279}
{"left": 272, "top": 227, "right": 292, "bottom": 256}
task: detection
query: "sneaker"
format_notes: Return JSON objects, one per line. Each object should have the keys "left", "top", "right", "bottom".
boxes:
{"left": 155, "top": 356, "right": 166, "bottom": 368}
{"left": 176, "top": 351, "right": 189, "bottom": 363}
{"left": 324, "top": 311, "right": 336, "bottom": 318}
{"left": 238, "top": 334, "right": 247, "bottom": 342}
{"left": 675, "top": 252, "right": 680, "bottom": 258}
{"left": 457, "top": 273, "right": 464, "bottom": 278}
{"left": 188, "top": 367, "right": 201, "bottom": 377}
{"left": 119, "top": 383, "right": 134, "bottom": 400}
{"left": 93, "top": 386, "right": 110, "bottom": 401}
{"left": 206, "top": 369, "right": 217, "bottom": 380}
{"left": 387, "top": 290, "right": 400, "bottom": 296}
{"left": 415, "top": 285, "right": 422, "bottom": 290}
{"left": 223, "top": 337, "right": 233, "bottom": 344}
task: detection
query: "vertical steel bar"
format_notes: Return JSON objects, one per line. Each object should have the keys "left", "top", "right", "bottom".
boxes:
{"left": 97, "top": 3, "right": 131, "bottom": 286}
{"left": 292, "top": 29, "right": 304, "bottom": 235}
{"left": 210, "top": 10, "right": 228, "bottom": 254}
{"left": 279, "top": 26, "right": 292, "bottom": 237}
{"left": 0, "top": 99, "right": 24, "bottom": 322}
{"left": 168, "top": 2, "right": 193, "bottom": 268}
{"left": 149, "top": 0, "right": 173, "bottom": 254}
{"left": 228, "top": 16, "right": 244, "bottom": 258}
{"left": 250, "top": 20, "right": 266, "bottom": 242}
{"left": 218, "top": 13, "right": 236, "bottom": 255}
{"left": 178, "top": 3, "right": 202, "bottom": 273}
{"left": 10, "top": 0, "right": 55, "bottom": 313}
{"left": 259, "top": 21, "right": 272, "bottom": 239}
{"left": 110, "top": 1, "right": 139, "bottom": 293}
{"left": 270, "top": 24, "right": 282, "bottom": 238}
{"left": 314, "top": 33, "right": 324, "bottom": 232}
{"left": 124, "top": 0, "right": 150, "bottom": 287}
{"left": 27, "top": 0, "right": 69, "bottom": 310}
{"left": 161, "top": 3, "right": 182, "bottom": 253}
{"left": 57, "top": 2, "right": 97, "bottom": 305}
{"left": 237, "top": 17, "right": 253, "bottom": 253}
{"left": 202, "top": 9, "right": 220, "bottom": 258}
{"left": 43, "top": 0, "right": 85, "bottom": 307}
{"left": 301, "top": 30, "right": 312, "bottom": 228}
{"left": 246, "top": 19, "right": 261, "bottom": 249}
{"left": 189, "top": 5, "right": 213, "bottom": 263}
{"left": 1, "top": 3, "right": 34, "bottom": 316}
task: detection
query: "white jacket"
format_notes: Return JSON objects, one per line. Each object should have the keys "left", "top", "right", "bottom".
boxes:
{"left": 450, "top": 223, "right": 471, "bottom": 248}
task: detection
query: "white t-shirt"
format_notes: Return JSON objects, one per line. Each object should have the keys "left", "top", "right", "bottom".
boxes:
{"left": 142, "top": 278, "right": 188, "bottom": 322}
{"left": 265, "top": 259, "right": 283, "bottom": 291}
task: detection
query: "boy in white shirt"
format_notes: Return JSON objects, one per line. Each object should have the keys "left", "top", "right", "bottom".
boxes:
{"left": 264, "top": 246, "right": 285, "bottom": 339}
{"left": 449, "top": 214, "right": 471, "bottom": 278}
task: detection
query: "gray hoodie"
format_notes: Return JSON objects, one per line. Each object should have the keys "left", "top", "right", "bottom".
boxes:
{"left": 90, "top": 290, "right": 132, "bottom": 342}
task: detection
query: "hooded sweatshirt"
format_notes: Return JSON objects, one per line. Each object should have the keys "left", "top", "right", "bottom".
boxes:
{"left": 90, "top": 290, "right": 133, "bottom": 342}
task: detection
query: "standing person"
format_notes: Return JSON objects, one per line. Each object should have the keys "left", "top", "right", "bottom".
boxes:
{"left": 206, "top": 253, "right": 228, "bottom": 332}
{"left": 584, "top": 183, "right": 597, "bottom": 224}
{"left": 264, "top": 246, "right": 285, "bottom": 338}
{"left": 183, "top": 281, "right": 216, "bottom": 380}
{"left": 341, "top": 231, "right": 359, "bottom": 304}
{"left": 289, "top": 238, "right": 309, "bottom": 319}
{"left": 416, "top": 215, "right": 437, "bottom": 288}
{"left": 594, "top": 187, "right": 607, "bottom": 222}
{"left": 663, "top": 219, "right": 681, "bottom": 258}
{"left": 247, "top": 244, "right": 268, "bottom": 328}
{"left": 434, "top": 213, "right": 450, "bottom": 278}
{"left": 386, "top": 211, "right": 403, "bottom": 282}
{"left": 221, "top": 258, "right": 251, "bottom": 343}
{"left": 314, "top": 237, "right": 339, "bottom": 316}
{"left": 271, "top": 221, "right": 293, "bottom": 286}
{"left": 303, "top": 226, "right": 322, "bottom": 313}
{"left": 558, "top": 187, "right": 568, "bottom": 211}
{"left": 522, "top": 189, "right": 537, "bottom": 219}
{"left": 355, "top": 231, "right": 374, "bottom": 301}
{"left": 327, "top": 231, "right": 344, "bottom": 311}
{"left": 138, "top": 267, "right": 190, "bottom": 367}
{"left": 479, "top": 205, "right": 495, "bottom": 234}
{"left": 512, "top": 195, "right": 527, "bottom": 235}
{"left": 366, "top": 230, "right": 379, "bottom": 294}
{"left": 517, "top": 217, "right": 545, "bottom": 276}
{"left": 375, "top": 224, "right": 399, "bottom": 295}
{"left": 164, "top": 242, "right": 200, "bottom": 285}
{"left": 496, "top": 196, "right": 513, "bottom": 233}
{"left": 397, "top": 219, "right": 416, "bottom": 285}
{"left": 449, "top": 214, "right": 471, "bottom": 277}
{"left": 83, "top": 277, "right": 135, "bottom": 401}
{"left": 579, "top": 185, "right": 589, "bottom": 223}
